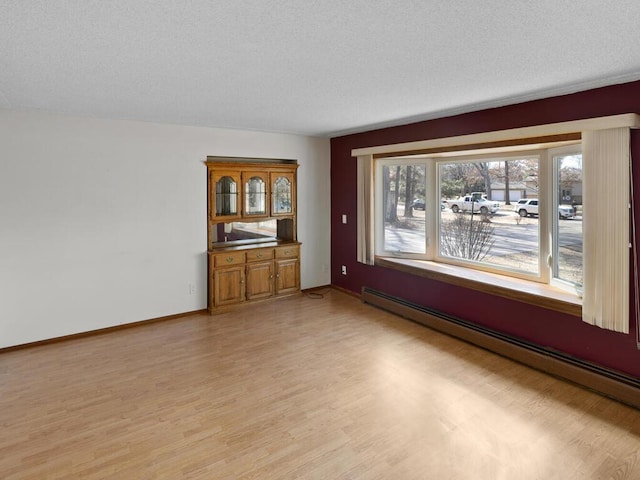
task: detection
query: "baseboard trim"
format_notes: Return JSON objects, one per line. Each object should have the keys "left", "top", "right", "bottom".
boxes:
{"left": 0, "top": 309, "right": 208, "bottom": 353}
{"left": 361, "top": 287, "right": 640, "bottom": 410}
{"left": 330, "top": 284, "right": 361, "bottom": 298}
{"left": 301, "top": 285, "right": 332, "bottom": 294}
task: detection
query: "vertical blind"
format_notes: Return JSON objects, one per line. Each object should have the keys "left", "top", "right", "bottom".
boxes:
{"left": 582, "top": 127, "right": 630, "bottom": 333}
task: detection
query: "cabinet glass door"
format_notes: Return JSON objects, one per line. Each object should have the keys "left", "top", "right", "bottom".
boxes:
{"left": 244, "top": 175, "right": 267, "bottom": 216}
{"left": 215, "top": 175, "right": 239, "bottom": 217}
{"left": 272, "top": 176, "right": 292, "bottom": 215}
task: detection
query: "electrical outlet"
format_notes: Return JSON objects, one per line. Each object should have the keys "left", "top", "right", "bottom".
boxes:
{"left": 341, "top": 265, "right": 347, "bottom": 275}
{"left": 189, "top": 284, "right": 196, "bottom": 295}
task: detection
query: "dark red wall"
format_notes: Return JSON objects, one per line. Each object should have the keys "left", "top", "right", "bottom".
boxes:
{"left": 330, "top": 80, "right": 640, "bottom": 379}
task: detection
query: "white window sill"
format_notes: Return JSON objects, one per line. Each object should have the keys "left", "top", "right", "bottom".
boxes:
{"left": 375, "top": 256, "right": 582, "bottom": 317}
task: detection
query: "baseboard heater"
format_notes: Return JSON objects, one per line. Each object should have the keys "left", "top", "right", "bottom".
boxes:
{"left": 361, "top": 287, "right": 640, "bottom": 410}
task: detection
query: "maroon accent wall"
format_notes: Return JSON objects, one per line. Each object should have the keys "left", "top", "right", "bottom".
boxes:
{"left": 330, "top": 80, "right": 640, "bottom": 379}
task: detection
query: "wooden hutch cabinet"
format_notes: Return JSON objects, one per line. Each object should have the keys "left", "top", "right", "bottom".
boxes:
{"left": 206, "top": 157, "right": 300, "bottom": 313}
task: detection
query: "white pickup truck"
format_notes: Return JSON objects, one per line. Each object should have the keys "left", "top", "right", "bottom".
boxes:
{"left": 446, "top": 195, "right": 501, "bottom": 215}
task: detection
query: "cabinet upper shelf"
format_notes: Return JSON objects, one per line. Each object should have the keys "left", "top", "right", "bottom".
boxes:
{"left": 206, "top": 158, "right": 298, "bottom": 250}
{"left": 206, "top": 161, "right": 298, "bottom": 222}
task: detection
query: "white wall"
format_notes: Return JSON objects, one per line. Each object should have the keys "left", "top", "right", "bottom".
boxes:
{"left": 0, "top": 110, "right": 331, "bottom": 348}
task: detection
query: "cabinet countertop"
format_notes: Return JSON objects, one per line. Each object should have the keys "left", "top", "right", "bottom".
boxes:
{"left": 208, "top": 241, "right": 300, "bottom": 254}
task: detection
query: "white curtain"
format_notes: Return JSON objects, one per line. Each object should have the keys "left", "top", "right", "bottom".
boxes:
{"left": 582, "top": 127, "right": 630, "bottom": 333}
{"left": 357, "top": 155, "right": 375, "bottom": 265}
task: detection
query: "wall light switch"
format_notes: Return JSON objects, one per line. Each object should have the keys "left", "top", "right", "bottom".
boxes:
{"left": 342, "top": 214, "right": 347, "bottom": 224}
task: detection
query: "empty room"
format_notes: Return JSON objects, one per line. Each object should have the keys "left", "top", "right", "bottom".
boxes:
{"left": 2, "top": 1, "right": 640, "bottom": 478}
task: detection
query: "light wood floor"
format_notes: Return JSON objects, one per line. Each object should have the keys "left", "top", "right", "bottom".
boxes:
{"left": 1, "top": 289, "right": 639, "bottom": 479}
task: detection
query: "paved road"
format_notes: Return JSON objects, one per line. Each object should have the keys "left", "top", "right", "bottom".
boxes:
{"left": 384, "top": 209, "right": 582, "bottom": 257}
{"left": 485, "top": 211, "right": 582, "bottom": 257}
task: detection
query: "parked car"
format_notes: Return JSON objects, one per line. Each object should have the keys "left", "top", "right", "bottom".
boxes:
{"left": 409, "top": 200, "right": 447, "bottom": 211}
{"left": 409, "top": 199, "right": 446, "bottom": 211}
{"left": 558, "top": 205, "right": 575, "bottom": 219}
{"left": 410, "top": 199, "right": 425, "bottom": 210}
{"left": 514, "top": 198, "right": 575, "bottom": 219}
{"left": 514, "top": 199, "right": 539, "bottom": 217}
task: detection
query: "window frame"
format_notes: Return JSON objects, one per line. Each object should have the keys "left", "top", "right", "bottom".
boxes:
{"left": 434, "top": 150, "right": 549, "bottom": 283}
{"left": 550, "top": 144, "right": 584, "bottom": 295}
{"left": 374, "top": 144, "right": 582, "bottom": 291}
{"left": 374, "top": 157, "right": 430, "bottom": 259}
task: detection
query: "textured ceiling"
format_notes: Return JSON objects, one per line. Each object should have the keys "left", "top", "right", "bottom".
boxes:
{"left": 3, "top": 1, "right": 640, "bottom": 137}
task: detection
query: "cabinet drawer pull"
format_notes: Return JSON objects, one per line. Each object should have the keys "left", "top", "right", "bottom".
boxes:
{"left": 257, "top": 253, "right": 263, "bottom": 258}
{"left": 226, "top": 256, "right": 234, "bottom": 263}
{"left": 284, "top": 249, "right": 290, "bottom": 255}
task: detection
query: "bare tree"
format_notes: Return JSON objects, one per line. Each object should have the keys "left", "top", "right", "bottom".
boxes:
{"left": 404, "top": 165, "right": 414, "bottom": 218}
{"left": 440, "top": 214, "right": 495, "bottom": 261}
{"left": 487, "top": 158, "right": 538, "bottom": 204}
{"left": 444, "top": 163, "right": 483, "bottom": 195}
{"left": 392, "top": 165, "right": 401, "bottom": 219}
{"left": 473, "top": 162, "right": 492, "bottom": 199}
{"left": 558, "top": 164, "right": 582, "bottom": 202}
{"left": 382, "top": 165, "right": 398, "bottom": 223}
{"left": 504, "top": 161, "right": 511, "bottom": 205}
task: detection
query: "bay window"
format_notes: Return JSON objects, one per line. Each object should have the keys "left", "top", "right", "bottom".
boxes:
{"left": 375, "top": 145, "right": 581, "bottom": 291}
{"left": 356, "top": 114, "right": 639, "bottom": 332}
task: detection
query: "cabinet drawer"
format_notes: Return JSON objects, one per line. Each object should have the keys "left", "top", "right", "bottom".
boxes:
{"left": 246, "top": 248, "right": 274, "bottom": 263}
{"left": 213, "top": 251, "right": 245, "bottom": 267}
{"left": 275, "top": 245, "right": 299, "bottom": 259}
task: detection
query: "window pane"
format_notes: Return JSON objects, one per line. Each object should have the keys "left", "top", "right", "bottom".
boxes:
{"left": 439, "top": 158, "right": 540, "bottom": 276}
{"left": 554, "top": 153, "right": 583, "bottom": 287}
{"left": 381, "top": 164, "right": 426, "bottom": 254}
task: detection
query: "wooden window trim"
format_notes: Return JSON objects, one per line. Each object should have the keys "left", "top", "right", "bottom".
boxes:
{"left": 352, "top": 113, "right": 640, "bottom": 158}
{"left": 372, "top": 133, "right": 580, "bottom": 159}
